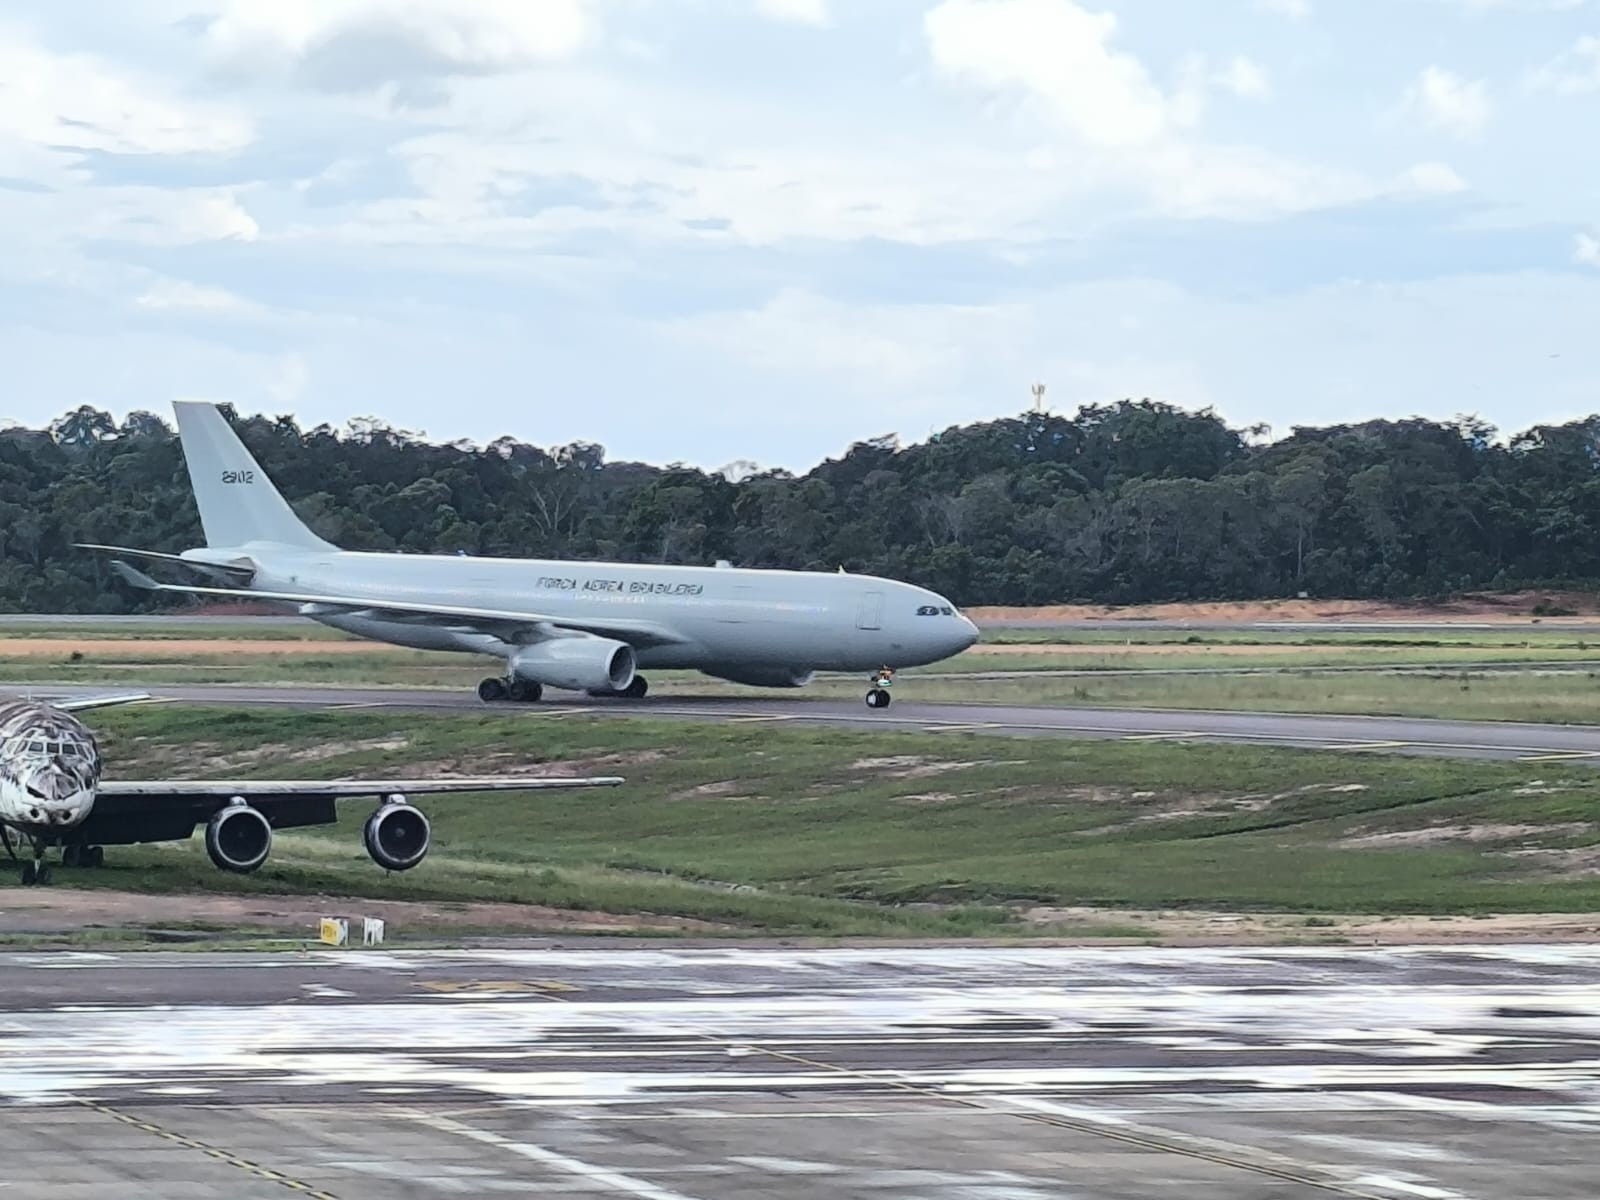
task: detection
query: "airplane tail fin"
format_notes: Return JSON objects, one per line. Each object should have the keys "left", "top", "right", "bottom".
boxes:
{"left": 172, "top": 401, "right": 334, "bottom": 551}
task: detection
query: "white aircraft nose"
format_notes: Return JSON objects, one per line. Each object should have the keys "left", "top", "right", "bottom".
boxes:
{"left": 951, "top": 614, "right": 980, "bottom": 653}
{"left": 35, "top": 788, "right": 93, "bottom": 826}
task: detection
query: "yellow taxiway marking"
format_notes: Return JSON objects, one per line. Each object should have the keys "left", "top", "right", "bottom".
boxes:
{"left": 327, "top": 701, "right": 389, "bottom": 710}
{"left": 1517, "top": 750, "right": 1600, "bottom": 762}
{"left": 82, "top": 1101, "right": 338, "bottom": 1198}
{"left": 728, "top": 714, "right": 797, "bottom": 723}
{"left": 1120, "top": 731, "right": 1213, "bottom": 741}
{"left": 922, "top": 722, "right": 1002, "bottom": 732}
{"left": 416, "top": 979, "right": 580, "bottom": 995}
{"left": 1321, "top": 741, "right": 1411, "bottom": 752}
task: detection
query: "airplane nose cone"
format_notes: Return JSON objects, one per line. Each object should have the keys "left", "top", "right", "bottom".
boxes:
{"left": 24, "top": 771, "right": 93, "bottom": 825}
{"left": 955, "top": 614, "right": 980, "bottom": 651}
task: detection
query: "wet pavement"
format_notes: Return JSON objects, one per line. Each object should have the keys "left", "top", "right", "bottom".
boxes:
{"left": 1, "top": 945, "right": 1596, "bottom": 1198}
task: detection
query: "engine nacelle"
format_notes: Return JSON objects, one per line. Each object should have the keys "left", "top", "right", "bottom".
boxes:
{"left": 364, "top": 796, "right": 431, "bottom": 872}
{"left": 509, "top": 636, "right": 636, "bottom": 693}
{"left": 204, "top": 800, "right": 272, "bottom": 873}
{"left": 700, "top": 666, "right": 817, "bottom": 689}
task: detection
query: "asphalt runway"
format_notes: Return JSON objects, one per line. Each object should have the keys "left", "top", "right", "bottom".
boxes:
{"left": 33, "top": 681, "right": 1600, "bottom": 766}
{"left": 2, "top": 945, "right": 1595, "bottom": 1199}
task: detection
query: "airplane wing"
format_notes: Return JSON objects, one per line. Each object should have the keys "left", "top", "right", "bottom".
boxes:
{"left": 96, "top": 777, "right": 623, "bottom": 797}
{"left": 81, "top": 775, "right": 623, "bottom": 846}
{"left": 49, "top": 693, "right": 154, "bottom": 714}
{"left": 106, "top": 564, "right": 690, "bottom": 650}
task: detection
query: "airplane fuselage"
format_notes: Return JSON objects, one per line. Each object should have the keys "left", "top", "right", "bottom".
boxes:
{"left": 236, "top": 547, "right": 979, "bottom": 677}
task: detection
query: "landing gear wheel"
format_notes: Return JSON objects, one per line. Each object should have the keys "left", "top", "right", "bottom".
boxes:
{"left": 34, "top": 865, "right": 51, "bottom": 886}
{"left": 62, "top": 844, "right": 81, "bottom": 868}
{"left": 508, "top": 680, "right": 543, "bottom": 703}
{"left": 866, "top": 688, "right": 891, "bottom": 709}
{"left": 623, "top": 676, "right": 648, "bottom": 699}
{"left": 478, "top": 677, "right": 510, "bottom": 703}
{"left": 20, "top": 861, "right": 36, "bottom": 885}
{"left": 84, "top": 845, "right": 104, "bottom": 869}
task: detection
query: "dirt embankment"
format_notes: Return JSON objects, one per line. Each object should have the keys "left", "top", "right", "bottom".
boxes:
{"left": 0, "top": 888, "right": 727, "bottom": 939}
{"left": 5, "top": 888, "right": 1598, "bottom": 949}
{"left": 968, "top": 590, "right": 1600, "bottom": 624}
{"left": 0, "top": 638, "right": 401, "bottom": 658}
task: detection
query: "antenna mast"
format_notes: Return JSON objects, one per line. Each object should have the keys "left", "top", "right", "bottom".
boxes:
{"left": 1031, "top": 382, "right": 1047, "bottom": 413}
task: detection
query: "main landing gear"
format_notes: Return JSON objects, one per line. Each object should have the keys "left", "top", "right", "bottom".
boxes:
{"left": 476, "top": 676, "right": 651, "bottom": 703}
{"left": 477, "top": 678, "right": 543, "bottom": 704}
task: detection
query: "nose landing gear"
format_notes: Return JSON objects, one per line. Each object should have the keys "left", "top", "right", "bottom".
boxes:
{"left": 865, "top": 666, "right": 895, "bottom": 709}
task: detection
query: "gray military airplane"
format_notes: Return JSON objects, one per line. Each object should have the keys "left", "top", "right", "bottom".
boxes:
{"left": 0, "top": 692, "right": 622, "bottom": 885}
{"left": 84, "top": 401, "right": 979, "bottom": 709}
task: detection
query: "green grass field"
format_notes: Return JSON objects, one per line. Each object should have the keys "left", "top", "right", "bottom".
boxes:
{"left": 11, "top": 707, "right": 1597, "bottom": 935}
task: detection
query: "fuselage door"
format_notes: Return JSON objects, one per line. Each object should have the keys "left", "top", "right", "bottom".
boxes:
{"left": 856, "top": 590, "right": 883, "bottom": 631}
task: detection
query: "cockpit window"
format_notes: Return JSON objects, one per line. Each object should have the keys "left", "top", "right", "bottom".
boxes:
{"left": 25, "top": 741, "right": 44, "bottom": 754}
{"left": 917, "top": 605, "right": 959, "bottom": 616}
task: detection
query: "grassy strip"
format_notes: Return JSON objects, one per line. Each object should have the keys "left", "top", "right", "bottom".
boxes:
{"left": 13, "top": 706, "right": 1594, "bottom": 926}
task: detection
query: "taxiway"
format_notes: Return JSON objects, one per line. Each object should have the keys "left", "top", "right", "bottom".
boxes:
{"left": 0, "top": 945, "right": 1594, "bottom": 1198}
{"left": 31, "top": 681, "right": 1600, "bottom": 766}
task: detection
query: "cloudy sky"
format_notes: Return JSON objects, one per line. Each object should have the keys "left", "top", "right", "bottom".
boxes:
{"left": 2, "top": 0, "right": 1598, "bottom": 471}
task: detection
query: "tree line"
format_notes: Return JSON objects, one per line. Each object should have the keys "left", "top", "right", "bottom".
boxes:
{"left": 4, "top": 400, "right": 1600, "bottom": 612}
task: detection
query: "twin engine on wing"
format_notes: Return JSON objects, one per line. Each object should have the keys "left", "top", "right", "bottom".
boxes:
{"left": 203, "top": 796, "right": 431, "bottom": 874}
{"left": 509, "top": 636, "right": 637, "bottom": 693}
{"left": 700, "top": 666, "right": 817, "bottom": 689}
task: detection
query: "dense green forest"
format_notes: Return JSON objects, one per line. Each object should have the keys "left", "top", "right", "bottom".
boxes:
{"left": 3, "top": 400, "right": 1600, "bottom": 611}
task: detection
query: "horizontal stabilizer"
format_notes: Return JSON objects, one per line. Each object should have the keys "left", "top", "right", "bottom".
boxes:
{"left": 77, "top": 543, "right": 255, "bottom": 581}
{"left": 109, "top": 560, "right": 164, "bottom": 590}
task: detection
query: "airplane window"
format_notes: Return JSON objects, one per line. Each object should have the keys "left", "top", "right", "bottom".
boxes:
{"left": 917, "top": 605, "right": 938, "bottom": 616}
{"left": 26, "top": 741, "right": 43, "bottom": 754}
{"left": 940, "top": 606, "right": 953, "bottom": 615}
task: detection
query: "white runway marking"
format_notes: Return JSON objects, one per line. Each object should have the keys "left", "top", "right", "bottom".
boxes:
{"left": 404, "top": 1109, "right": 708, "bottom": 1200}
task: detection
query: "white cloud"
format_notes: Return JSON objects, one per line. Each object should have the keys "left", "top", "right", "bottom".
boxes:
{"left": 0, "top": 40, "right": 253, "bottom": 166}
{"left": 668, "top": 287, "right": 991, "bottom": 395}
{"left": 1577, "top": 232, "right": 1600, "bottom": 266}
{"left": 925, "top": 0, "right": 1171, "bottom": 148}
{"left": 200, "top": 0, "right": 595, "bottom": 90}
{"left": 1403, "top": 161, "right": 1469, "bottom": 193}
{"left": 1401, "top": 66, "right": 1490, "bottom": 138}
{"left": 923, "top": 1, "right": 1358, "bottom": 220}
{"left": 754, "top": 0, "right": 831, "bottom": 26}
{"left": 1217, "top": 56, "right": 1271, "bottom": 99}
{"left": 1531, "top": 34, "right": 1600, "bottom": 93}
{"left": 136, "top": 279, "right": 259, "bottom": 315}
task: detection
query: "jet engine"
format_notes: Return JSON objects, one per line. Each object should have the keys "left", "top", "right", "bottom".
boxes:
{"left": 509, "top": 636, "right": 637, "bottom": 693}
{"left": 364, "top": 796, "right": 431, "bottom": 872}
{"left": 204, "top": 801, "right": 272, "bottom": 873}
{"left": 700, "top": 666, "right": 817, "bottom": 689}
